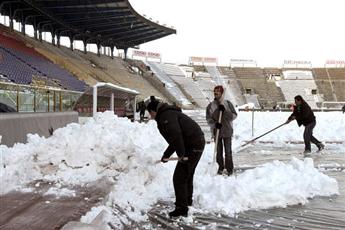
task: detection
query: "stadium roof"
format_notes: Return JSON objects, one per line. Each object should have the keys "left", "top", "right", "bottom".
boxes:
{"left": 0, "top": 0, "right": 176, "bottom": 49}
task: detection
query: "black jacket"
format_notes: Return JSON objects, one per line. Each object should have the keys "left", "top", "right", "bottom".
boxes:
{"left": 155, "top": 103, "right": 204, "bottom": 158}
{"left": 137, "top": 101, "right": 146, "bottom": 113}
{"left": 289, "top": 101, "right": 315, "bottom": 126}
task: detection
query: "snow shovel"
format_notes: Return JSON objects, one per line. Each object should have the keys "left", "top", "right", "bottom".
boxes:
{"left": 155, "top": 157, "right": 188, "bottom": 164}
{"left": 240, "top": 122, "right": 286, "bottom": 148}
{"left": 205, "top": 110, "right": 223, "bottom": 175}
{"left": 213, "top": 110, "right": 223, "bottom": 163}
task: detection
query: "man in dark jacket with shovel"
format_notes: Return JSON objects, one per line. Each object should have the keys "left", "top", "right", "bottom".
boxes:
{"left": 147, "top": 97, "right": 205, "bottom": 218}
{"left": 286, "top": 95, "right": 324, "bottom": 155}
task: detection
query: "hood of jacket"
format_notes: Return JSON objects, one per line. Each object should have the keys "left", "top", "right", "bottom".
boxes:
{"left": 155, "top": 103, "right": 182, "bottom": 121}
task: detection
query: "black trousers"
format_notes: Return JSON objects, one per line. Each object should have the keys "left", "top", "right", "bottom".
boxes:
{"left": 139, "top": 111, "right": 145, "bottom": 120}
{"left": 304, "top": 121, "right": 321, "bottom": 151}
{"left": 173, "top": 135, "right": 205, "bottom": 208}
{"left": 216, "top": 137, "right": 233, "bottom": 172}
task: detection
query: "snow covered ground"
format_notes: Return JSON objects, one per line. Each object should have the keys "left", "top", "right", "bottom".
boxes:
{"left": 0, "top": 111, "right": 344, "bottom": 227}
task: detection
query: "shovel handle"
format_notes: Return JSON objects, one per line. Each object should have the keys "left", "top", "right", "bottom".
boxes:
{"left": 240, "top": 122, "right": 286, "bottom": 147}
{"left": 155, "top": 157, "right": 188, "bottom": 164}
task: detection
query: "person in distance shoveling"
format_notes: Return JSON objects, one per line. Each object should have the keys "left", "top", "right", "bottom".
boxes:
{"left": 206, "top": 85, "right": 237, "bottom": 176}
{"left": 285, "top": 95, "right": 324, "bottom": 155}
{"left": 147, "top": 96, "right": 205, "bottom": 218}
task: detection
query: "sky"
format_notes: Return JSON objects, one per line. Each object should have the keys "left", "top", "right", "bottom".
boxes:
{"left": 1, "top": 111, "right": 343, "bottom": 227}
{"left": 129, "top": 0, "right": 345, "bottom": 67}
{"left": 0, "top": 0, "right": 343, "bottom": 67}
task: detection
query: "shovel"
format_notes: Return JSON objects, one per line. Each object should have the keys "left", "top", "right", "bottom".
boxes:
{"left": 205, "top": 110, "right": 223, "bottom": 175}
{"left": 155, "top": 157, "right": 188, "bottom": 164}
{"left": 239, "top": 122, "right": 287, "bottom": 148}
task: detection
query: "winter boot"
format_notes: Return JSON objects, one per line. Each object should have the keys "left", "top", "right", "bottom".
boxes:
{"left": 303, "top": 150, "right": 311, "bottom": 157}
{"left": 226, "top": 169, "right": 233, "bottom": 176}
{"left": 217, "top": 168, "right": 224, "bottom": 175}
{"left": 317, "top": 143, "right": 325, "bottom": 152}
{"left": 187, "top": 199, "right": 193, "bottom": 206}
{"left": 169, "top": 206, "right": 188, "bottom": 218}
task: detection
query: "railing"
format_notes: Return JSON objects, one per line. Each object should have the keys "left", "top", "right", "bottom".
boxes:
{"left": 238, "top": 108, "right": 344, "bottom": 138}
{"left": 0, "top": 81, "right": 82, "bottom": 112}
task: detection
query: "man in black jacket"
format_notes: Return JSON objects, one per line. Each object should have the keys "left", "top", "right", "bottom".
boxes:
{"left": 286, "top": 95, "right": 324, "bottom": 155}
{"left": 147, "top": 97, "right": 205, "bottom": 218}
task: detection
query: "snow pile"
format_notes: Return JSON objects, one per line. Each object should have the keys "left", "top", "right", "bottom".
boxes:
{"left": 195, "top": 157, "right": 338, "bottom": 216}
{"left": 0, "top": 111, "right": 341, "bottom": 222}
{"left": 0, "top": 112, "right": 167, "bottom": 194}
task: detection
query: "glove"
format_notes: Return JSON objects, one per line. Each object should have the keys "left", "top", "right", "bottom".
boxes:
{"left": 218, "top": 104, "right": 225, "bottom": 112}
{"left": 286, "top": 116, "right": 295, "bottom": 124}
{"left": 161, "top": 156, "right": 168, "bottom": 163}
{"left": 215, "top": 122, "right": 222, "bottom": 129}
{"left": 178, "top": 156, "right": 188, "bottom": 164}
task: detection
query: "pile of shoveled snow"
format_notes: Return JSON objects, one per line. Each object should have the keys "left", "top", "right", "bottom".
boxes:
{"left": 0, "top": 112, "right": 339, "bottom": 223}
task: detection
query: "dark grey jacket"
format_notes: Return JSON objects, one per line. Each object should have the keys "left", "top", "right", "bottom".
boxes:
{"left": 206, "top": 100, "right": 237, "bottom": 138}
{"left": 155, "top": 103, "right": 204, "bottom": 158}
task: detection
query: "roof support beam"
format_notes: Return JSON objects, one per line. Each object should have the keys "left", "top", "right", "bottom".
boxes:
{"left": 1, "top": 0, "right": 176, "bottom": 52}
{"left": 53, "top": 8, "right": 129, "bottom": 16}
{"left": 64, "top": 15, "right": 136, "bottom": 24}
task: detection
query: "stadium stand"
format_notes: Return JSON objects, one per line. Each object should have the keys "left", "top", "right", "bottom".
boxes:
{"left": 332, "top": 81, "right": 345, "bottom": 101}
{"left": 0, "top": 32, "right": 86, "bottom": 91}
{"left": 155, "top": 63, "right": 185, "bottom": 76}
{"left": 0, "top": 0, "right": 177, "bottom": 117}
{"left": 277, "top": 79, "right": 320, "bottom": 108}
{"left": 0, "top": 46, "right": 38, "bottom": 84}
{"left": 207, "top": 66, "right": 246, "bottom": 106}
{"left": 193, "top": 65, "right": 207, "bottom": 72}
{"left": 152, "top": 62, "right": 211, "bottom": 108}
{"left": 262, "top": 68, "right": 283, "bottom": 80}
{"left": 280, "top": 69, "right": 322, "bottom": 108}
{"left": 169, "top": 75, "right": 210, "bottom": 107}
{"left": 219, "top": 67, "right": 247, "bottom": 106}
{"left": 146, "top": 61, "right": 192, "bottom": 107}
{"left": 194, "top": 75, "right": 217, "bottom": 103}
{"left": 126, "top": 59, "right": 177, "bottom": 103}
{"left": 205, "top": 66, "right": 223, "bottom": 85}
{"left": 232, "top": 67, "right": 285, "bottom": 108}
{"left": 312, "top": 68, "right": 336, "bottom": 101}
{"left": 326, "top": 68, "right": 345, "bottom": 101}
{"left": 1, "top": 0, "right": 344, "bottom": 113}
{"left": 11, "top": 32, "right": 170, "bottom": 102}
{"left": 327, "top": 68, "right": 345, "bottom": 79}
